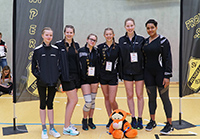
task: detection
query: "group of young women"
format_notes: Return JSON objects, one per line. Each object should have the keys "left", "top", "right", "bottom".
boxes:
{"left": 31, "top": 18, "right": 173, "bottom": 139}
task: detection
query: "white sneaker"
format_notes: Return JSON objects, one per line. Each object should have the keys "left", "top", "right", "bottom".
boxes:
{"left": 41, "top": 129, "right": 48, "bottom": 139}
{"left": 70, "top": 123, "right": 77, "bottom": 131}
{"left": 63, "top": 126, "right": 80, "bottom": 136}
{"left": 49, "top": 128, "right": 61, "bottom": 138}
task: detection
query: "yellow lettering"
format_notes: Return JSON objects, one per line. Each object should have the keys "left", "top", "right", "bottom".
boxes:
{"left": 29, "top": 39, "right": 36, "bottom": 49}
{"left": 185, "top": 13, "right": 200, "bottom": 30}
{"left": 185, "top": 20, "right": 190, "bottom": 30}
{"left": 194, "top": 28, "right": 200, "bottom": 39}
{"left": 29, "top": 24, "right": 37, "bottom": 35}
{"left": 29, "top": 8, "right": 38, "bottom": 20}
{"left": 28, "top": 51, "right": 34, "bottom": 60}
{"left": 194, "top": 14, "right": 199, "bottom": 25}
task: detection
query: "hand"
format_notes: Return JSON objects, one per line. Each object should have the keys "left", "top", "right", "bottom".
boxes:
{"left": 163, "top": 78, "right": 170, "bottom": 88}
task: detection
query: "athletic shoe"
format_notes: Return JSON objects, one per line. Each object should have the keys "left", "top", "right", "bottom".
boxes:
{"left": 145, "top": 119, "right": 157, "bottom": 131}
{"left": 88, "top": 118, "right": 96, "bottom": 129}
{"left": 41, "top": 129, "right": 48, "bottom": 139}
{"left": 82, "top": 118, "right": 88, "bottom": 130}
{"left": 70, "top": 123, "right": 77, "bottom": 131}
{"left": 63, "top": 126, "right": 80, "bottom": 136}
{"left": 131, "top": 117, "right": 137, "bottom": 129}
{"left": 49, "top": 128, "right": 61, "bottom": 138}
{"left": 137, "top": 118, "right": 143, "bottom": 130}
{"left": 160, "top": 122, "right": 174, "bottom": 134}
{"left": 106, "top": 118, "right": 113, "bottom": 129}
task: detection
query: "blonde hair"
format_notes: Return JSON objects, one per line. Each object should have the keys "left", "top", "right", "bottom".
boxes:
{"left": 41, "top": 27, "right": 53, "bottom": 34}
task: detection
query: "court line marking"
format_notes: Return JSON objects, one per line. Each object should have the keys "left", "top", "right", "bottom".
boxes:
{"left": 0, "top": 123, "right": 200, "bottom": 126}
{"left": 1, "top": 96, "right": 200, "bottom": 100}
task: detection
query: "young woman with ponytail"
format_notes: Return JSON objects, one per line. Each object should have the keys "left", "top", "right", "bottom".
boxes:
{"left": 97, "top": 28, "right": 119, "bottom": 129}
{"left": 55, "top": 25, "right": 80, "bottom": 136}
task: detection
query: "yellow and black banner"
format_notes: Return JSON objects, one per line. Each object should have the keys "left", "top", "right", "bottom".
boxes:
{"left": 13, "top": 0, "right": 64, "bottom": 102}
{"left": 180, "top": 0, "right": 200, "bottom": 97}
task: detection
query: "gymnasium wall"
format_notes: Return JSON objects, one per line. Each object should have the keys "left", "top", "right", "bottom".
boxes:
{"left": 0, "top": 0, "right": 180, "bottom": 81}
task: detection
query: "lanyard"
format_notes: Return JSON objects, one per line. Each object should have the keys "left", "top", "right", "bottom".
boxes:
{"left": 130, "top": 35, "right": 137, "bottom": 52}
{"left": 106, "top": 45, "right": 113, "bottom": 58}
{"left": 88, "top": 50, "right": 94, "bottom": 65}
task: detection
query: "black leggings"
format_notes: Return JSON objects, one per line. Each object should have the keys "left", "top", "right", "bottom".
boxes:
{"left": 0, "top": 83, "right": 13, "bottom": 94}
{"left": 144, "top": 69, "right": 172, "bottom": 118}
{"left": 37, "top": 85, "right": 56, "bottom": 110}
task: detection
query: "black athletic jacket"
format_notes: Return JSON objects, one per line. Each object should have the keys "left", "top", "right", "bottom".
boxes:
{"left": 55, "top": 39, "right": 80, "bottom": 82}
{"left": 143, "top": 35, "right": 172, "bottom": 78}
{"left": 32, "top": 43, "right": 61, "bottom": 86}
{"left": 119, "top": 32, "right": 145, "bottom": 77}
{"left": 78, "top": 44, "right": 100, "bottom": 80}
{"left": 97, "top": 42, "right": 120, "bottom": 75}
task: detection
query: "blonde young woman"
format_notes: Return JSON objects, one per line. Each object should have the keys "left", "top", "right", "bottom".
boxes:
{"left": 32, "top": 27, "right": 61, "bottom": 139}
{"left": 97, "top": 28, "right": 119, "bottom": 129}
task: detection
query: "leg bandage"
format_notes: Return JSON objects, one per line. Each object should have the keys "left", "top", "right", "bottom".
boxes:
{"left": 83, "top": 94, "right": 92, "bottom": 112}
{"left": 91, "top": 92, "right": 97, "bottom": 109}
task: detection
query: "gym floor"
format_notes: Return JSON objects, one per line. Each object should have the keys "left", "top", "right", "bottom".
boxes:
{"left": 0, "top": 83, "right": 199, "bottom": 139}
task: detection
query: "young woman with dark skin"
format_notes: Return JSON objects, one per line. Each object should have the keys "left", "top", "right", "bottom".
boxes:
{"left": 143, "top": 19, "right": 173, "bottom": 134}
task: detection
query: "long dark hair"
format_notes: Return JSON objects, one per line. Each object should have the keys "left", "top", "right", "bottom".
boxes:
{"left": 1, "top": 65, "right": 11, "bottom": 82}
{"left": 64, "top": 25, "right": 78, "bottom": 53}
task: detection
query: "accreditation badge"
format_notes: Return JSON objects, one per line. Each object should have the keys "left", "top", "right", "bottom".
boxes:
{"left": 130, "top": 52, "right": 138, "bottom": 62}
{"left": 88, "top": 67, "right": 95, "bottom": 76}
{"left": 105, "top": 61, "right": 112, "bottom": 71}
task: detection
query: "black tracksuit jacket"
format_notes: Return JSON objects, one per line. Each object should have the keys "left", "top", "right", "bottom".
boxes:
{"left": 97, "top": 42, "right": 120, "bottom": 75}
{"left": 143, "top": 35, "right": 172, "bottom": 78}
{"left": 55, "top": 39, "right": 80, "bottom": 82}
{"left": 32, "top": 43, "right": 61, "bottom": 86}
{"left": 119, "top": 32, "right": 145, "bottom": 77}
{"left": 78, "top": 44, "right": 100, "bottom": 80}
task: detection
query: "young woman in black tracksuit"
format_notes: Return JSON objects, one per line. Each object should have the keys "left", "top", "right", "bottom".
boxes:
{"left": 119, "top": 18, "right": 145, "bottom": 129}
{"left": 55, "top": 25, "right": 80, "bottom": 136}
{"left": 78, "top": 34, "right": 99, "bottom": 131}
{"left": 143, "top": 19, "right": 173, "bottom": 134}
{"left": 97, "top": 28, "right": 119, "bottom": 129}
{"left": 32, "top": 27, "right": 61, "bottom": 138}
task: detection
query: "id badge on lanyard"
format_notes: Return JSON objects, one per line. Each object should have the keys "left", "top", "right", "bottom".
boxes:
{"left": 88, "top": 67, "right": 95, "bottom": 76}
{"left": 105, "top": 61, "right": 112, "bottom": 71}
{"left": 130, "top": 52, "right": 138, "bottom": 62}
{"left": 130, "top": 35, "right": 138, "bottom": 63}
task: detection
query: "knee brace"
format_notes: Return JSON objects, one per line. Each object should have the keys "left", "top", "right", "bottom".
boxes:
{"left": 83, "top": 94, "right": 92, "bottom": 112}
{"left": 91, "top": 92, "right": 97, "bottom": 109}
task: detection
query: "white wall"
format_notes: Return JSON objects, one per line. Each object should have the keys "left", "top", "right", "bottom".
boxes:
{"left": 0, "top": 0, "right": 180, "bottom": 81}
